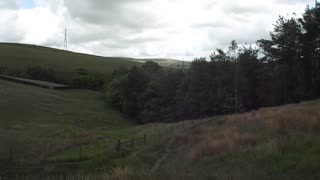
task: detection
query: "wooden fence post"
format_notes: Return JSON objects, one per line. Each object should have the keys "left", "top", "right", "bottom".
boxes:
{"left": 79, "top": 144, "right": 82, "bottom": 160}
{"left": 144, "top": 134, "right": 147, "bottom": 145}
{"left": 9, "top": 147, "right": 13, "bottom": 162}
{"left": 117, "top": 139, "right": 120, "bottom": 152}
{"left": 131, "top": 137, "right": 134, "bottom": 150}
{"left": 60, "top": 168, "right": 63, "bottom": 180}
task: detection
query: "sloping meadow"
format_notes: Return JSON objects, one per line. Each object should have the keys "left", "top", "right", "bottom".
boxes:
{"left": 156, "top": 100, "right": 320, "bottom": 180}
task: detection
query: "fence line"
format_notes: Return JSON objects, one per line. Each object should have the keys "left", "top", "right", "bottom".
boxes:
{"left": 1, "top": 119, "right": 207, "bottom": 176}
{"left": 116, "top": 119, "right": 202, "bottom": 153}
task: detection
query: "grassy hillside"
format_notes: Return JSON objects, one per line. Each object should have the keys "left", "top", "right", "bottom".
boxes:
{"left": 0, "top": 43, "right": 189, "bottom": 83}
{"left": 0, "top": 43, "right": 139, "bottom": 81}
{"left": 1, "top": 72, "right": 320, "bottom": 179}
{"left": 155, "top": 101, "right": 320, "bottom": 180}
{"left": 0, "top": 79, "right": 189, "bottom": 176}
{"left": 0, "top": 79, "right": 134, "bottom": 169}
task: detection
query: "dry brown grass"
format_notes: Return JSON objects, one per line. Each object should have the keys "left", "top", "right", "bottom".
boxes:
{"left": 182, "top": 126, "right": 256, "bottom": 161}
{"left": 254, "top": 135, "right": 289, "bottom": 154}
{"left": 226, "top": 100, "right": 320, "bottom": 134}
{"left": 181, "top": 100, "right": 320, "bottom": 161}
{"left": 111, "top": 167, "right": 130, "bottom": 180}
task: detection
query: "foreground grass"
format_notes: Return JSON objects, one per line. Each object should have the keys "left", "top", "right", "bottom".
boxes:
{"left": 0, "top": 79, "right": 135, "bottom": 172}
{"left": 0, "top": 79, "right": 192, "bottom": 177}
{"left": 156, "top": 100, "right": 320, "bottom": 180}
{"left": 2, "top": 78, "right": 320, "bottom": 179}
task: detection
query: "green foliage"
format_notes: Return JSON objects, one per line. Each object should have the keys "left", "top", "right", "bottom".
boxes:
{"left": 106, "top": 2, "right": 320, "bottom": 123}
{"left": 75, "top": 68, "right": 89, "bottom": 76}
{"left": 105, "top": 62, "right": 185, "bottom": 123}
{"left": 71, "top": 75, "right": 104, "bottom": 90}
{"left": 257, "top": 4, "right": 320, "bottom": 103}
{"left": 71, "top": 70, "right": 105, "bottom": 90}
{"left": 26, "top": 66, "right": 57, "bottom": 82}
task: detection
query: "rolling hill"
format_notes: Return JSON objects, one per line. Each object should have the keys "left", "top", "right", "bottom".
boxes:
{"left": 0, "top": 77, "right": 188, "bottom": 175}
{"left": 1, "top": 76, "right": 320, "bottom": 179}
{"left": 0, "top": 43, "right": 141, "bottom": 82}
{"left": 0, "top": 78, "right": 134, "bottom": 164}
{"left": 133, "top": 58, "right": 191, "bottom": 69}
{"left": 0, "top": 43, "right": 187, "bottom": 83}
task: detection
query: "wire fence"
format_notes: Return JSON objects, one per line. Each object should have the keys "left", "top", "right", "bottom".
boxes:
{"left": 116, "top": 119, "right": 207, "bottom": 153}
{"left": 0, "top": 119, "right": 208, "bottom": 179}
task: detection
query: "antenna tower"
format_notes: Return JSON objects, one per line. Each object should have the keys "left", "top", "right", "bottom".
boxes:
{"left": 182, "top": 57, "right": 185, "bottom": 70}
{"left": 64, "top": 28, "right": 68, "bottom": 50}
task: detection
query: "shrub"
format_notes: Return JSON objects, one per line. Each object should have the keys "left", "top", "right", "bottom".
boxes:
{"left": 71, "top": 75, "right": 105, "bottom": 90}
{"left": 26, "top": 66, "right": 57, "bottom": 82}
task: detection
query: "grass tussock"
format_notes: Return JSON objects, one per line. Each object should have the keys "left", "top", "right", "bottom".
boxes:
{"left": 227, "top": 100, "right": 320, "bottom": 134}
{"left": 182, "top": 100, "right": 320, "bottom": 161}
{"left": 184, "top": 126, "right": 256, "bottom": 161}
{"left": 111, "top": 167, "right": 130, "bottom": 180}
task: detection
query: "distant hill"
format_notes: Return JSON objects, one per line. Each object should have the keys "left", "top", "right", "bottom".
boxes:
{"left": 0, "top": 43, "right": 139, "bottom": 82}
{"left": 133, "top": 58, "right": 191, "bottom": 69}
{"left": 0, "top": 43, "right": 189, "bottom": 83}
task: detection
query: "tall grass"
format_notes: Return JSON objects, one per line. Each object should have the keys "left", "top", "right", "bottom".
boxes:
{"left": 179, "top": 100, "right": 320, "bottom": 161}
{"left": 3, "top": 100, "right": 320, "bottom": 179}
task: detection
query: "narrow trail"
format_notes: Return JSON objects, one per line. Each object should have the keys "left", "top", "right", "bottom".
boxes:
{"left": 151, "top": 119, "right": 209, "bottom": 173}
{"left": 151, "top": 138, "right": 174, "bottom": 173}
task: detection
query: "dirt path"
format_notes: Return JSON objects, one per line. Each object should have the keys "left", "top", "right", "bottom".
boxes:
{"left": 150, "top": 119, "right": 209, "bottom": 174}
{"left": 151, "top": 138, "right": 174, "bottom": 173}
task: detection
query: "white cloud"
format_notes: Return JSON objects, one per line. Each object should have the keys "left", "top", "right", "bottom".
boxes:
{"left": 16, "top": 7, "right": 62, "bottom": 44}
{"left": 0, "top": 0, "right": 315, "bottom": 60}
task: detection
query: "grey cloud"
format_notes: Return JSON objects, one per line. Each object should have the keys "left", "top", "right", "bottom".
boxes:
{"left": 276, "top": 0, "right": 313, "bottom": 4}
{"left": 207, "top": 21, "right": 270, "bottom": 50}
{"left": 63, "top": 0, "right": 157, "bottom": 29}
{"left": 119, "top": 37, "right": 163, "bottom": 44}
{"left": 45, "top": 0, "right": 316, "bottom": 59}
{"left": 191, "top": 22, "right": 230, "bottom": 29}
{"left": 68, "top": 21, "right": 160, "bottom": 45}
{"left": 0, "top": 0, "right": 18, "bottom": 9}
{"left": 223, "top": 3, "right": 273, "bottom": 15}
{"left": 0, "top": 0, "right": 314, "bottom": 60}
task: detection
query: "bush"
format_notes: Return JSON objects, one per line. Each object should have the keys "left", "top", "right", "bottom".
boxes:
{"left": 0, "top": 66, "right": 5, "bottom": 74}
{"left": 71, "top": 75, "right": 105, "bottom": 90}
{"left": 26, "top": 66, "right": 57, "bottom": 82}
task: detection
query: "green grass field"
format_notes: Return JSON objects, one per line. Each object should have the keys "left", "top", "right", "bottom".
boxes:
{"left": 0, "top": 43, "right": 186, "bottom": 82}
{"left": 0, "top": 78, "right": 186, "bottom": 176}
{"left": 0, "top": 78, "right": 133, "bottom": 161}
{"left": 0, "top": 42, "right": 188, "bottom": 178}
{"left": 1, "top": 78, "right": 320, "bottom": 179}
{"left": 1, "top": 42, "right": 319, "bottom": 179}
{"left": 0, "top": 43, "right": 139, "bottom": 81}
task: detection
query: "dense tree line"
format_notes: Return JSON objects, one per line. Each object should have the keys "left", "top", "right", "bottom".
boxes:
{"left": 105, "top": 3, "right": 320, "bottom": 123}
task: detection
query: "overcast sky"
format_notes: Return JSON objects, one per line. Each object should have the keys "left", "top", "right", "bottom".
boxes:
{"left": 0, "top": 0, "right": 315, "bottom": 60}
